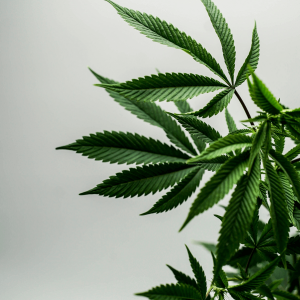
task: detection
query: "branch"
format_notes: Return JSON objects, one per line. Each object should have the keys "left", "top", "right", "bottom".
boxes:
{"left": 234, "top": 90, "right": 256, "bottom": 130}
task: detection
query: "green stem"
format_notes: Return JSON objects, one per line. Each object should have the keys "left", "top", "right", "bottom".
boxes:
{"left": 234, "top": 90, "right": 256, "bottom": 131}
{"left": 205, "top": 286, "right": 213, "bottom": 299}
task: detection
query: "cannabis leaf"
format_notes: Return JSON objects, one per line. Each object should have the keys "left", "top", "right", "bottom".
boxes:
{"left": 216, "top": 156, "right": 260, "bottom": 271}
{"left": 141, "top": 168, "right": 205, "bottom": 215}
{"left": 263, "top": 159, "right": 290, "bottom": 253}
{"left": 189, "top": 89, "right": 234, "bottom": 118}
{"left": 180, "top": 151, "right": 250, "bottom": 230}
{"left": 90, "top": 69, "right": 197, "bottom": 156}
{"left": 248, "top": 70, "right": 283, "bottom": 114}
{"left": 80, "top": 163, "right": 197, "bottom": 198}
{"left": 56, "top": 131, "right": 190, "bottom": 165}
{"left": 136, "top": 283, "right": 203, "bottom": 300}
{"left": 225, "top": 108, "right": 238, "bottom": 133}
{"left": 168, "top": 114, "right": 222, "bottom": 144}
{"left": 97, "top": 73, "right": 227, "bottom": 102}
{"left": 190, "top": 134, "right": 252, "bottom": 161}
{"left": 201, "top": 0, "right": 236, "bottom": 83}
{"left": 167, "top": 265, "right": 198, "bottom": 291}
{"left": 105, "top": 0, "right": 229, "bottom": 83}
{"left": 235, "top": 24, "right": 260, "bottom": 87}
{"left": 229, "top": 256, "right": 280, "bottom": 292}
{"left": 186, "top": 246, "right": 207, "bottom": 299}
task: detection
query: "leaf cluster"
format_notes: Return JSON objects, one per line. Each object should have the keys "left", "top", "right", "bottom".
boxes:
{"left": 57, "top": 0, "right": 300, "bottom": 299}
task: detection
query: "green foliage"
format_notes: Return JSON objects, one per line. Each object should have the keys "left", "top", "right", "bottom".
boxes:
{"left": 58, "top": 0, "right": 300, "bottom": 299}
{"left": 201, "top": 0, "right": 236, "bottom": 83}
{"left": 216, "top": 157, "right": 260, "bottom": 272}
{"left": 80, "top": 163, "right": 198, "bottom": 198}
{"left": 235, "top": 24, "right": 260, "bottom": 87}
{"left": 180, "top": 151, "right": 250, "bottom": 231}
{"left": 98, "top": 73, "right": 227, "bottom": 102}
{"left": 56, "top": 131, "right": 190, "bottom": 165}
{"left": 189, "top": 89, "right": 234, "bottom": 118}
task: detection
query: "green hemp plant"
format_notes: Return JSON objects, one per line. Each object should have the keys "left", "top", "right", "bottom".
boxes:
{"left": 57, "top": 0, "right": 300, "bottom": 299}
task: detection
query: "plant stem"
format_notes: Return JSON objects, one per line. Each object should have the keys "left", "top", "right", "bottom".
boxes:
{"left": 291, "top": 158, "right": 300, "bottom": 164}
{"left": 206, "top": 286, "right": 213, "bottom": 299}
{"left": 245, "top": 248, "right": 256, "bottom": 273}
{"left": 234, "top": 90, "right": 256, "bottom": 130}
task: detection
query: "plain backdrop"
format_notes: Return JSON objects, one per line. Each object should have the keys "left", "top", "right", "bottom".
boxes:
{"left": 1, "top": 0, "right": 300, "bottom": 299}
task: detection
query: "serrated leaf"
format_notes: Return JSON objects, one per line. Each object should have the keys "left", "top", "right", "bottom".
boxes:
{"left": 186, "top": 246, "right": 207, "bottom": 299}
{"left": 211, "top": 252, "right": 228, "bottom": 288}
{"left": 229, "top": 129, "right": 253, "bottom": 135}
{"left": 201, "top": 0, "right": 236, "bottom": 83}
{"left": 97, "top": 73, "right": 227, "bottom": 102}
{"left": 89, "top": 69, "right": 197, "bottom": 156}
{"left": 294, "top": 206, "right": 300, "bottom": 230}
{"left": 257, "top": 219, "right": 273, "bottom": 247}
{"left": 286, "top": 235, "right": 300, "bottom": 255}
{"left": 180, "top": 151, "right": 250, "bottom": 231}
{"left": 189, "top": 89, "right": 234, "bottom": 118}
{"left": 227, "top": 247, "right": 261, "bottom": 269}
{"left": 241, "top": 115, "right": 267, "bottom": 123}
{"left": 285, "top": 144, "right": 300, "bottom": 161}
{"left": 235, "top": 23, "right": 260, "bottom": 87}
{"left": 141, "top": 168, "right": 204, "bottom": 215}
{"left": 255, "top": 284, "right": 274, "bottom": 300}
{"left": 80, "top": 163, "right": 197, "bottom": 198}
{"left": 229, "top": 256, "right": 280, "bottom": 292}
{"left": 187, "top": 156, "right": 229, "bottom": 171}
{"left": 168, "top": 114, "right": 222, "bottom": 144}
{"left": 56, "top": 131, "right": 190, "bottom": 165}
{"left": 190, "top": 134, "right": 252, "bottom": 161}
{"left": 272, "top": 290, "right": 300, "bottom": 300}
{"left": 194, "top": 242, "right": 216, "bottom": 254}
{"left": 166, "top": 265, "right": 198, "bottom": 291}
{"left": 225, "top": 108, "right": 238, "bottom": 133}
{"left": 104, "top": 0, "right": 229, "bottom": 83}
{"left": 278, "top": 172, "right": 296, "bottom": 224}
{"left": 216, "top": 156, "right": 260, "bottom": 271}
{"left": 283, "top": 108, "right": 300, "bottom": 119}
{"left": 175, "top": 100, "right": 193, "bottom": 114}
{"left": 269, "top": 149, "right": 300, "bottom": 201}
{"left": 259, "top": 181, "right": 269, "bottom": 210}
{"left": 263, "top": 159, "right": 290, "bottom": 253}
{"left": 174, "top": 101, "right": 207, "bottom": 153}
{"left": 274, "top": 134, "right": 285, "bottom": 154}
{"left": 248, "top": 121, "right": 267, "bottom": 173}
{"left": 247, "top": 70, "right": 283, "bottom": 115}
{"left": 229, "top": 291, "right": 262, "bottom": 300}
{"left": 135, "top": 283, "right": 203, "bottom": 300}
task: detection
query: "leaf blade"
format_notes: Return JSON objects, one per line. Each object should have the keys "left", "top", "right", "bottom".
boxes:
{"left": 80, "top": 163, "right": 197, "bottom": 198}
{"left": 89, "top": 69, "right": 197, "bottom": 156}
{"left": 216, "top": 156, "right": 260, "bottom": 271}
{"left": 136, "top": 283, "right": 203, "bottom": 300}
{"left": 189, "top": 89, "right": 234, "bottom": 118}
{"left": 105, "top": 0, "right": 229, "bottom": 83}
{"left": 180, "top": 151, "right": 250, "bottom": 231}
{"left": 56, "top": 131, "right": 190, "bottom": 165}
{"left": 141, "top": 168, "right": 205, "bottom": 215}
{"left": 98, "top": 73, "right": 227, "bottom": 102}
{"left": 201, "top": 0, "right": 236, "bottom": 83}
{"left": 263, "top": 159, "right": 290, "bottom": 253}
{"left": 186, "top": 246, "right": 207, "bottom": 299}
{"left": 235, "top": 23, "right": 260, "bottom": 87}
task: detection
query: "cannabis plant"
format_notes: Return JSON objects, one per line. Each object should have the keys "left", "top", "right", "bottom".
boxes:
{"left": 57, "top": 0, "right": 300, "bottom": 299}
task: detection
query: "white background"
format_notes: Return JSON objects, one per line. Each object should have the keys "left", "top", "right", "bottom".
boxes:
{"left": 1, "top": 0, "right": 300, "bottom": 299}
